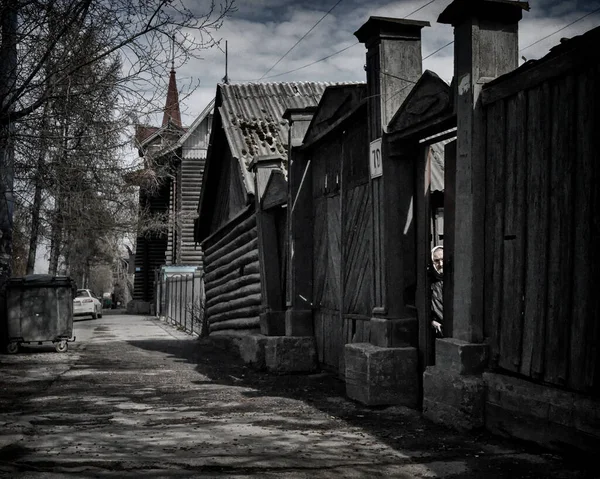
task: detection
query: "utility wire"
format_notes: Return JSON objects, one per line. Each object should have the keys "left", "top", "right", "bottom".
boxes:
{"left": 405, "top": 0, "right": 438, "bottom": 19}
{"left": 261, "top": 42, "right": 359, "bottom": 80}
{"left": 520, "top": 6, "right": 600, "bottom": 52}
{"left": 259, "top": 0, "right": 344, "bottom": 80}
{"left": 257, "top": 0, "right": 439, "bottom": 81}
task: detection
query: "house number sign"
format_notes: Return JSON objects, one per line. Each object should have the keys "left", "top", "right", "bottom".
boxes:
{"left": 369, "top": 138, "right": 382, "bottom": 179}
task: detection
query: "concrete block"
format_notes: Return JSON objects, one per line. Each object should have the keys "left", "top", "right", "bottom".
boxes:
{"left": 264, "top": 337, "right": 317, "bottom": 373}
{"left": 435, "top": 338, "right": 488, "bottom": 375}
{"left": 422, "top": 366, "right": 485, "bottom": 430}
{"left": 260, "top": 311, "right": 286, "bottom": 336}
{"left": 369, "top": 317, "right": 417, "bottom": 348}
{"left": 285, "top": 309, "right": 313, "bottom": 337}
{"left": 238, "top": 334, "right": 267, "bottom": 369}
{"left": 345, "top": 343, "right": 418, "bottom": 407}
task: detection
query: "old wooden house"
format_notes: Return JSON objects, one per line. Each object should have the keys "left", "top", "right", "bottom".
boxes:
{"left": 195, "top": 82, "right": 331, "bottom": 337}
{"left": 194, "top": 1, "right": 599, "bottom": 453}
{"left": 131, "top": 66, "right": 213, "bottom": 312}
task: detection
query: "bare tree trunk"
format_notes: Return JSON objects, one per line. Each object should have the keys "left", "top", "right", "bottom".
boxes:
{"left": 0, "top": 3, "right": 17, "bottom": 282}
{"left": 27, "top": 150, "right": 45, "bottom": 274}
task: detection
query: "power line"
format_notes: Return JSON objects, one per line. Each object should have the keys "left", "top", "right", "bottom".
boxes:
{"left": 405, "top": 0, "right": 438, "bottom": 19}
{"left": 520, "top": 6, "right": 600, "bottom": 52}
{"left": 257, "top": 0, "right": 439, "bottom": 82}
{"left": 260, "top": 42, "right": 359, "bottom": 80}
{"left": 423, "top": 40, "right": 454, "bottom": 61}
{"left": 259, "top": 0, "right": 344, "bottom": 80}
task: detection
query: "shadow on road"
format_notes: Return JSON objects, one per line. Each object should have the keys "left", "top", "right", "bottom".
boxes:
{"left": 126, "top": 335, "right": 594, "bottom": 478}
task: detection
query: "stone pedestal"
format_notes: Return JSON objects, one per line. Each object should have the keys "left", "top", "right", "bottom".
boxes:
{"left": 264, "top": 337, "right": 317, "bottom": 373}
{"left": 259, "top": 311, "right": 286, "bottom": 336}
{"left": 369, "top": 317, "right": 417, "bottom": 348}
{"left": 285, "top": 309, "right": 313, "bottom": 337}
{"left": 423, "top": 338, "right": 488, "bottom": 430}
{"left": 345, "top": 343, "right": 418, "bottom": 407}
{"left": 236, "top": 335, "right": 317, "bottom": 373}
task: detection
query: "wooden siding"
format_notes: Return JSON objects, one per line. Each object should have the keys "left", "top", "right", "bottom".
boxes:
{"left": 309, "top": 112, "right": 370, "bottom": 373}
{"left": 203, "top": 209, "right": 261, "bottom": 335}
{"left": 483, "top": 61, "right": 600, "bottom": 394}
{"left": 210, "top": 149, "right": 247, "bottom": 235}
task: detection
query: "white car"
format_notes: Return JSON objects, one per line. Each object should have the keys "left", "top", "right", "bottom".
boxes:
{"left": 73, "top": 289, "right": 103, "bottom": 319}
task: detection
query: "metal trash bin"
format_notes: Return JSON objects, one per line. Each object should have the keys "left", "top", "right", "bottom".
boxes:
{"left": 5, "top": 275, "right": 77, "bottom": 354}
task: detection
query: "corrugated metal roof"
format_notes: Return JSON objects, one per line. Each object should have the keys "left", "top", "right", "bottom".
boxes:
{"left": 219, "top": 82, "right": 330, "bottom": 167}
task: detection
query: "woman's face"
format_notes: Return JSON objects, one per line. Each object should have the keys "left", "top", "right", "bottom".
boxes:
{"left": 432, "top": 248, "right": 443, "bottom": 274}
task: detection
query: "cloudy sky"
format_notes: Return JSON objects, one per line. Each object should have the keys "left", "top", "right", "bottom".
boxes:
{"left": 166, "top": 0, "right": 600, "bottom": 126}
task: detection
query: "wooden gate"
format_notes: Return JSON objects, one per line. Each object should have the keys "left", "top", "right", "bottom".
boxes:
{"left": 481, "top": 34, "right": 600, "bottom": 394}
{"left": 311, "top": 137, "right": 342, "bottom": 370}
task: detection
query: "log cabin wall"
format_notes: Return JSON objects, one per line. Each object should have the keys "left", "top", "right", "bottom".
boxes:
{"left": 203, "top": 207, "right": 261, "bottom": 336}
{"left": 481, "top": 27, "right": 600, "bottom": 395}
{"left": 133, "top": 180, "right": 170, "bottom": 302}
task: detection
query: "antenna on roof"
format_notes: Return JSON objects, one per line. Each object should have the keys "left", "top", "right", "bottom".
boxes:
{"left": 223, "top": 41, "right": 229, "bottom": 84}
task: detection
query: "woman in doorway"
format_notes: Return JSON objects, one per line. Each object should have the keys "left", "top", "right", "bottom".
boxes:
{"left": 431, "top": 246, "right": 444, "bottom": 336}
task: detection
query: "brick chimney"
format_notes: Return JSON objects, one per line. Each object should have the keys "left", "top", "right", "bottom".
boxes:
{"left": 355, "top": 17, "right": 430, "bottom": 140}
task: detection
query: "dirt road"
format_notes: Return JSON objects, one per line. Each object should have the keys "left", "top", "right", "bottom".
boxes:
{"left": 0, "top": 314, "right": 595, "bottom": 477}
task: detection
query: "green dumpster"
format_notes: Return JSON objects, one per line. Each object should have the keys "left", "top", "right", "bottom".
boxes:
{"left": 4, "top": 275, "right": 77, "bottom": 353}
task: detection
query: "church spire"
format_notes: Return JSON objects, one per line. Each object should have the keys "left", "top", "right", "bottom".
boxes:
{"left": 162, "top": 36, "right": 182, "bottom": 128}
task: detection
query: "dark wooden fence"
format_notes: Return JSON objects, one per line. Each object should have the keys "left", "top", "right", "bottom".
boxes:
{"left": 482, "top": 37, "right": 600, "bottom": 394}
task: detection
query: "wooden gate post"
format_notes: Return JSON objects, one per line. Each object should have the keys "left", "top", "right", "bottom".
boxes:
{"left": 283, "top": 108, "right": 317, "bottom": 337}
{"left": 345, "top": 17, "right": 429, "bottom": 407}
{"left": 250, "top": 155, "right": 287, "bottom": 336}
{"left": 423, "top": 0, "right": 527, "bottom": 430}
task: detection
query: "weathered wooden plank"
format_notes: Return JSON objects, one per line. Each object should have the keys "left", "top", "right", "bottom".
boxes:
{"left": 483, "top": 101, "right": 506, "bottom": 368}
{"left": 204, "top": 249, "right": 259, "bottom": 284}
{"left": 205, "top": 272, "right": 260, "bottom": 297}
{"left": 207, "top": 293, "right": 262, "bottom": 317}
{"left": 566, "top": 69, "right": 593, "bottom": 391}
{"left": 314, "top": 311, "right": 324, "bottom": 363}
{"left": 205, "top": 262, "right": 259, "bottom": 293}
{"left": 205, "top": 237, "right": 259, "bottom": 274}
{"left": 323, "top": 195, "right": 341, "bottom": 310}
{"left": 416, "top": 146, "right": 433, "bottom": 369}
{"left": 206, "top": 282, "right": 262, "bottom": 309}
{"left": 481, "top": 32, "right": 600, "bottom": 106}
{"left": 544, "top": 75, "right": 576, "bottom": 386}
{"left": 203, "top": 212, "right": 256, "bottom": 258}
{"left": 498, "top": 91, "right": 527, "bottom": 373}
{"left": 208, "top": 305, "right": 262, "bottom": 324}
{"left": 521, "top": 84, "right": 551, "bottom": 379}
{"left": 343, "top": 185, "right": 371, "bottom": 316}
{"left": 204, "top": 227, "right": 257, "bottom": 266}
{"left": 588, "top": 64, "right": 600, "bottom": 393}
{"left": 210, "top": 317, "right": 260, "bottom": 332}
{"left": 312, "top": 197, "right": 327, "bottom": 308}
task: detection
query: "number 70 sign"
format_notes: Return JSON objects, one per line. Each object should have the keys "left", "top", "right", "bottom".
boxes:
{"left": 369, "top": 138, "right": 383, "bottom": 179}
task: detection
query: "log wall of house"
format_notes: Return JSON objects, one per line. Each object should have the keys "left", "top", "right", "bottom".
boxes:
{"left": 133, "top": 181, "right": 170, "bottom": 302}
{"left": 203, "top": 208, "right": 261, "bottom": 336}
{"left": 482, "top": 41, "right": 600, "bottom": 395}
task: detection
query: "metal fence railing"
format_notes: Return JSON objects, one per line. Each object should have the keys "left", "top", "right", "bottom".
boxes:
{"left": 157, "top": 272, "right": 207, "bottom": 337}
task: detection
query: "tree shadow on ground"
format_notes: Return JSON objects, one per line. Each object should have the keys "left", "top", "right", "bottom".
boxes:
{"left": 126, "top": 336, "right": 597, "bottom": 479}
